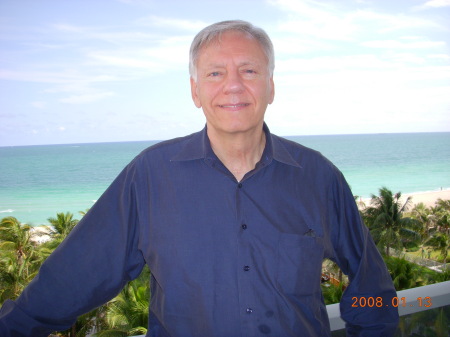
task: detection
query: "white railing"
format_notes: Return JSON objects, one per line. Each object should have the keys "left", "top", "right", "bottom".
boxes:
{"left": 129, "top": 281, "right": 450, "bottom": 336}
{"left": 327, "top": 280, "right": 450, "bottom": 331}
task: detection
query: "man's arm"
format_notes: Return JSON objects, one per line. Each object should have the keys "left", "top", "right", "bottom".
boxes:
{"left": 329, "top": 172, "right": 399, "bottom": 336}
{"left": 0, "top": 161, "right": 146, "bottom": 337}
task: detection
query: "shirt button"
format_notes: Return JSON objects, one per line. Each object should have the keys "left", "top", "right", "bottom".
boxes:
{"left": 243, "top": 265, "right": 250, "bottom": 271}
{"left": 241, "top": 224, "right": 247, "bottom": 230}
{"left": 238, "top": 183, "right": 243, "bottom": 188}
{"left": 246, "top": 308, "right": 253, "bottom": 314}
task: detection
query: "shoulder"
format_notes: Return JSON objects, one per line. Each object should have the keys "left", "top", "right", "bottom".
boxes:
{"left": 143, "top": 131, "right": 201, "bottom": 156}
{"left": 132, "top": 130, "right": 203, "bottom": 164}
{"left": 271, "top": 134, "right": 336, "bottom": 172}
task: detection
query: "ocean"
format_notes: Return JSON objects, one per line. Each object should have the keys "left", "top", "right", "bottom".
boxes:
{"left": 1, "top": 132, "right": 449, "bottom": 226}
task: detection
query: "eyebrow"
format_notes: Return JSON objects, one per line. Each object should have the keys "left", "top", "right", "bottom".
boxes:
{"left": 204, "top": 61, "right": 261, "bottom": 69}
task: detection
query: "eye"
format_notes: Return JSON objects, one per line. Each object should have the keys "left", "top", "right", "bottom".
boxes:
{"left": 208, "top": 71, "right": 220, "bottom": 77}
{"left": 241, "top": 68, "right": 258, "bottom": 77}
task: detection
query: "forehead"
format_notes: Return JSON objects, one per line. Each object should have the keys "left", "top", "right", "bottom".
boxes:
{"left": 197, "top": 31, "right": 268, "bottom": 65}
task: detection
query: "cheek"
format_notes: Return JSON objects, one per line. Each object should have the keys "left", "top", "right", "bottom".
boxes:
{"left": 200, "top": 87, "right": 221, "bottom": 106}
{"left": 253, "top": 86, "right": 272, "bottom": 105}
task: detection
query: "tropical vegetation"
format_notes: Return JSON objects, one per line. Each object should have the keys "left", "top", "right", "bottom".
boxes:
{"left": 0, "top": 210, "right": 151, "bottom": 336}
{"left": 363, "top": 187, "right": 422, "bottom": 256}
{"left": 1, "top": 187, "right": 449, "bottom": 336}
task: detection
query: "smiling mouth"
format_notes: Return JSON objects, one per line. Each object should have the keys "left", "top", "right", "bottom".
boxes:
{"left": 219, "top": 103, "right": 250, "bottom": 108}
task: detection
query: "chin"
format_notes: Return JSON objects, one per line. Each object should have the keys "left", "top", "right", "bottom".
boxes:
{"left": 207, "top": 116, "right": 263, "bottom": 135}
{"left": 222, "top": 123, "right": 260, "bottom": 135}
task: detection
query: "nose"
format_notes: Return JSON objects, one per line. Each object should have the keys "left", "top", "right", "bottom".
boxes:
{"left": 222, "top": 70, "right": 245, "bottom": 95}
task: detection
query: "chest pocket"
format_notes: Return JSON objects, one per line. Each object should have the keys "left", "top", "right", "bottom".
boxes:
{"left": 276, "top": 233, "right": 324, "bottom": 297}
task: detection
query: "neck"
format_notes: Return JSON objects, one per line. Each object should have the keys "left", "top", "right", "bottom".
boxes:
{"left": 207, "top": 125, "right": 266, "bottom": 182}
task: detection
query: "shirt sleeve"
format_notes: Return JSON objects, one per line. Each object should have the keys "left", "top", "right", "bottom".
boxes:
{"left": 328, "top": 171, "right": 399, "bottom": 336}
{"left": 0, "top": 160, "right": 146, "bottom": 337}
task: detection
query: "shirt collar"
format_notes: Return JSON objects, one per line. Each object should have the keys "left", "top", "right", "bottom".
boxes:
{"left": 170, "top": 126, "right": 211, "bottom": 162}
{"left": 171, "top": 123, "right": 301, "bottom": 169}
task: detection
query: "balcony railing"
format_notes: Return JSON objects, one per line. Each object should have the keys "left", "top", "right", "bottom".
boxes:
{"left": 128, "top": 281, "right": 450, "bottom": 337}
{"left": 327, "top": 280, "right": 450, "bottom": 335}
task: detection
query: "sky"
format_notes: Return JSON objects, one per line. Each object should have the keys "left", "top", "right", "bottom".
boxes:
{"left": 1, "top": 0, "right": 449, "bottom": 146}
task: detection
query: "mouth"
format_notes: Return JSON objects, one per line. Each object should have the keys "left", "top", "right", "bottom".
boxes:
{"left": 218, "top": 103, "right": 250, "bottom": 109}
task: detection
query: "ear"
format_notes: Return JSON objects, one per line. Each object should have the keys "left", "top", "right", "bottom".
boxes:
{"left": 268, "top": 77, "right": 275, "bottom": 104}
{"left": 190, "top": 77, "right": 202, "bottom": 108}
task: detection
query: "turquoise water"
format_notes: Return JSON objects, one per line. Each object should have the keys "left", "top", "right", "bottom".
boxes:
{"left": 1, "top": 132, "right": 449, "bottom": 226}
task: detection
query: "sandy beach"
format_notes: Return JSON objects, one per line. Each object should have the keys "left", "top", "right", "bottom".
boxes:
{"left": 359, "top": 189, "right": 450, "bottom": 209}
{"left": 30, "top": 225, "right": 52, "bottom": 244}
{"left": 402, "top": 189, "right": 450, "bottom": 208}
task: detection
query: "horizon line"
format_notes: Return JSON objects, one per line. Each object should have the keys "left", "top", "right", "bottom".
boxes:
{"left": 2, "top": 130, "right": 450, "bottom": 148}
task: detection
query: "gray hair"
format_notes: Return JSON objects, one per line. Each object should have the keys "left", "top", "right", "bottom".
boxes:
{"left": 189, "top": 20, "right": 275, "bottom": 81}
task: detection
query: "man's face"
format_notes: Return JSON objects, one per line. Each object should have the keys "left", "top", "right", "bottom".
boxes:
{"left": 190, "top": 31, "right": 275, "bottom": 137}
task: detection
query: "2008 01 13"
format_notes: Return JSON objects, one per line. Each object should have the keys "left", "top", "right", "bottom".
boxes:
{"left": 351, "top": 296, "right": 432, "bottom": 308}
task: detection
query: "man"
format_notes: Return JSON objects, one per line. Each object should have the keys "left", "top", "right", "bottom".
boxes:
{"left": 0, "top": 20, "right": 399, "bottom": 336}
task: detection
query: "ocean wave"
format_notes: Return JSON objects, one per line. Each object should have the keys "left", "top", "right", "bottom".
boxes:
{"left": 0, "top": 209, "right": 14, "bottom": 213}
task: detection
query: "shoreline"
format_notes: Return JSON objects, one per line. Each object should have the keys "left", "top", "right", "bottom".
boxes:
{"left": 402, "top": 189, "right": 450, "bottom": 208}
{"left": 29, "top": 225, "right": 52, "bottom": 244}
{"left": 25, "top": 189, "right": 449, "bottom": 244}
{"left": 359, "top": 188, "right": 450, "bottom": 209}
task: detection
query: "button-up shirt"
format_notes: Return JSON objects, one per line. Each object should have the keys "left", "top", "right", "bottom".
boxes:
{"left": 0, "top": 124, "right": 399, "bottom": 336}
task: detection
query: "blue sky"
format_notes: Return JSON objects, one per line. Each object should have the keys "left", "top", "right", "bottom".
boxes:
{"left": 1, "top": 0, "right": 449, "bottom": 146}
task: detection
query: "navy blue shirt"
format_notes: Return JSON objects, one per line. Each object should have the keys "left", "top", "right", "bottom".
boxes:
{"left": 0, "top": 125, "right": 399, "bottom": 336}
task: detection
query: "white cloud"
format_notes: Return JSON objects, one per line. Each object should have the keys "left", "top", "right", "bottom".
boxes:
{"left": 269, "top": 0, "right": 335, "bottom": 16}
{"left": 136, "top": 15, "right": 209, "bottom": 32}
{"left": 59, "top": 91, "right": 114, "bottom": 104}
{"left": 52, "top": 23, "right": 160, "bottom": 45}
{"left": 1, "top": 0, "right": 448, "bottom": 146}
{"left": 0, "top": 68, "right": 118, "bottom": 85}
{"left": 277, "top": 19, "right": 357, "bottom": 41}
{"left": 0, "top": 69, "right": 72, "bottom": 83}
{"left": 87, "top": 38, "right": 190, "bottom": 72}
{"left": 268, "top": 68, "right": 450, "bottom": 135}
{"left": 270, "top": 0, "right": 440, "bottom": 40}
{"left": 271, "top": 0, "right": 358, "bottom": 40}
{"left": 31, "top": 101, "right": 46, "bottom": 109}
{"left": 50, "top": 20, "right": 194, "bottom": 77}
{"left": 88, "top": 52, "right": 162, "bottom": 69}
{"left": 53, "top": 23, "right": 87, "bottom": 33}
{"left": 427, "top": 54, "right": 450, "bottom": 60}
{"left": 115, "top": 0, "right": 153, "bottom": 5}
{"left": 414, "top": 0, "right": 450, "bottom": 10}
{"left": 361, "top": 39, "right": 445, "bottom": 49}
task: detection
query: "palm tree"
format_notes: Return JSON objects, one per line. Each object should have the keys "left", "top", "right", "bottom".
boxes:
{"left": 46, "top": 212, "right": 79, "bottom": 245}
{"left": 98, "top": 267, "right": 150, "bottom": 336}
{"left": 384, "top": 256, "right": 423, "bottom": 291}
{"left": 0, "top": 250, "right": 31, "bottom": 301}
{"left": 0, "top": 217, "right": 41, "bottom": 301}
{"left": 436, "top": 198, "right": 450, "bottom": 211}
{"left": 411, "top": 202, "right": 437, "bottom": 238}
{"left": 0, "top": 217, "right": 34, "bottom": 264}
{"left": 79, "top": 208, "right": 90, "bottom": 217}
{"left": 426, "top": 233, "right": 449, "bottom": 265}
{"left": 364, "top": 187, "right": 421, "bottom": 257}
{"left": 435, "top": 200, "right": 450, "bottom": 234}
